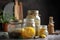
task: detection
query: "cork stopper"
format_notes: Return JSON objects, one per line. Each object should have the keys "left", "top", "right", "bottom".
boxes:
{"left": 49, "top": 16, "right": 54, "bottom": 23}
{"left": 49, "top": 16, "right": 53, "bottom": 20}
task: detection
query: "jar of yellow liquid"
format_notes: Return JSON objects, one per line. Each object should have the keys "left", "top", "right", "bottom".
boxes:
{"left": 21, "top": 19, "right": 36, "bottom": 38}
{"left": 39, "top": 25, "right": 48, "bottom": 38}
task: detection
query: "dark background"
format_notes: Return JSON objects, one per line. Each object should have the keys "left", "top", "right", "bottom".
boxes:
{"left": 0, "top": 0, "right": 60, "bottom": 31}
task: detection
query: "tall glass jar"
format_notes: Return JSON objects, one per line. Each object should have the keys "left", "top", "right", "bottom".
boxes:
{"left": 22, "top": 19, "right": 36, "bottom": 38}
{"left": 27, "top": 10, "right": 41, "bottom": 37}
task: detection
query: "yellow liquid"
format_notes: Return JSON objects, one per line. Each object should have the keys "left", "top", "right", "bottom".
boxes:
{"left": 17, "top": 27, "right": 35, "bottom": 38}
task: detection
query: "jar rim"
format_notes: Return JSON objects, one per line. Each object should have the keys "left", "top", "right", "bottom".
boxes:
{"left": 28, "top": 10, "right": 39, "bottom": 14}
{"left": 40, "top": 25, "right": 47, "bottom": 29}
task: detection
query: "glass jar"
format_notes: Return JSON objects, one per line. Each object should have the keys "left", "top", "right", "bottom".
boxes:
{"left": 27, "top": 10, "right": 41, "bottom": 37}
{"left": 22, "top": 18, "right": 36, "bottom": 38}
{"left": 8, "top": 22, "right": 22, "bottom": 32}
{"left": 39, "top": 25, "right": 48, "bottom": 38}
{"left": 27, "top": 10, "right": 41, "bottom": 25}
{"left": 8, "top": 21, "right": 22, "bottom": 39}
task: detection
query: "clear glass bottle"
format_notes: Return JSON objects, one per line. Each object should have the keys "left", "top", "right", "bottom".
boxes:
{"left": 27, "top": 10, "right": 41, "bottom": 37}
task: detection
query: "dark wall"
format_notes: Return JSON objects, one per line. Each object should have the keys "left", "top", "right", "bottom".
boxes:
{"left": 46, "top": 0, "right": 60, "bottom": 30}
{"left": 21, "top": 0, "right": 60, "bottom": 30}
{"left": 0, "top": 0, "right": 60, "bottom": 31}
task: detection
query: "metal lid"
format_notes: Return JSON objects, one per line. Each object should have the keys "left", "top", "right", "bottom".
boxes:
{"left": 27, "top": 10, "right": 39, "bottom": 15}
{"left": 28, "top": 10, "right": 39, "bottom": 13}
{"left": 49, "top": 16, "right": 54, "bottom": 23}
{"left": 41, "top": 25, "right": 47, "bottom": 29}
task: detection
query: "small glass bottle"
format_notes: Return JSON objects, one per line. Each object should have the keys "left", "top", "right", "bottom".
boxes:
{"left": 48, "top": 16, "right": 54, "bottom": 34}
{"left": 39, "top": 25, "right": 48, "bottom": 38}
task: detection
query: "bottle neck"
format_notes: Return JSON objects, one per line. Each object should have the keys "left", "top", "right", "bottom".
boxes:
{"left": 49, "top": 19, "right": 54, "bottom": 24}
{"left": 49, "top": 16, "right": 54, "bottom": 24}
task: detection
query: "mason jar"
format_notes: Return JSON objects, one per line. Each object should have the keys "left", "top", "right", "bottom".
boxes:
{"left": 8, "top": 21, "right": 22, "bottom": 39}
{"left": 8, "top": 22, "right": 22, "bottom": 32}
{"left": 22, "top": 18, "right": 36, "bottom": 38}
{"left": 39, "top": 25, "right": 48, "bottom": 38}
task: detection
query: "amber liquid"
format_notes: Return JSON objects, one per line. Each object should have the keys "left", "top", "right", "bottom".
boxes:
{"left": 48, "top": 23, "right": 54, "bottom": 34}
